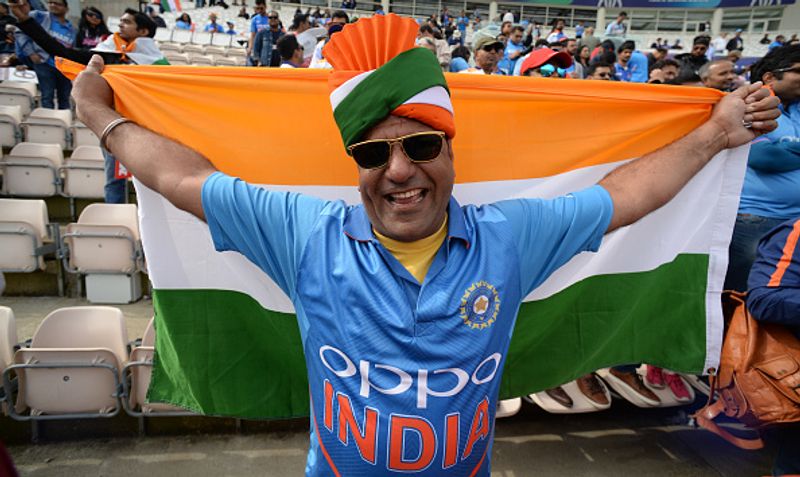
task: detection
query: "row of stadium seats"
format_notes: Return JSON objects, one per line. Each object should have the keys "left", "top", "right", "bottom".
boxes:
{"left": 0, "top": 200, "right": 144, "bottom": 301}
{"left": 0, "top": 306, "right": 193, "bottom": 422}
{"left": 159, "top": 43, "right": 247, "bottom": 57}
{"left": 164, "top": 52, "right": 247, "bottom": 66}
{"left": 0, "top": 144, "right": 104, "bottom": 199}
{"left": 155, "top": 28, "right": 247, "bottom": 49}
{"left": 0, "top": 104, "right": 100, "bottom": 150}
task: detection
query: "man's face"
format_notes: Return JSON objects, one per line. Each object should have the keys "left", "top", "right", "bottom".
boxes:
{"left": 555, "top": 19, "right": 564, "bottom": 30}
{"left": 47, "top": 0, "right": 67, "bottom": 16}
{"left": 501, "top": 22, "right": 512, "bottom": 36}
{"left": 329, "top": 15, "right": 347, "bottom": 27}
{"left": 475, "top": 44, "right": 501, "bottom": 70}
{"left": 617, "top": 14, "right": 627, "bottom": 22}
{"left": 692, "top": 43, "right": 708, "bottom": 57}
{"left": 662, "top": 64, "right": 679, "bottom": 81}
{"left": 209, "top": 14, "right": 218, "bottom": 23}
{"left": 254, "top": 3, "right": 266, "bottom": 15}
{"left": 118, "top": 13, "right": 146, "bottom": 41}
{"left": 510, "top": 30, "right": 523, "bottom": 45}
{"left": 357, "top": 116, "right": 454, "bottom": 242}
{"left": 703, "top": 61, "right": 736, "bottom": 91}
{"left": 586, "top": 26, "right": 594, "bottom": 36}
{"left": 566, "top": 40, "right": 577, "bottom": 55}
{"left": 268, "top": 12, "right": 280, "bottom": 28}
{"left": 765, "top": 62, "right": 800, "bottom": 104}
{"left": 590, "top": 66, "right": 612, "bottom": 80}
{"left": 618, "top": 49, "right": 632, "bottom": 63}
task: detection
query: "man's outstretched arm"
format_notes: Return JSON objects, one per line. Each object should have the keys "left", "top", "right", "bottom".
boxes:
{"left": 72, "top": 55, "right": 217, "bottom": 220}
{"left": 599, "top": 83, "right": 780, "bottom": 233}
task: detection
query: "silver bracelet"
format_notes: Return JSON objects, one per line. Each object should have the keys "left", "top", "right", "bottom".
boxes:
{"left": 100, "top": 117, "right": 134, "bottom": 151}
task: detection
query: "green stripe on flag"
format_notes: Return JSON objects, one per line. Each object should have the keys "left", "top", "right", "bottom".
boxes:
{"left": 148, "top": 253, "right": 709, "bottom": 419}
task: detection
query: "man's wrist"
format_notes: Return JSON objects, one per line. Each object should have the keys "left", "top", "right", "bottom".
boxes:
{"left": 695, "top": 120, "right": 729, "bottom": 154}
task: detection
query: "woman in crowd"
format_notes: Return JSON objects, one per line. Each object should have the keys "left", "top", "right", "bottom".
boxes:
{"left": 175, "top": 13, "right": 193, "bottom": 30}
{"left": 74, "top": 7, "right": 110, "bottom": 50}
{"left": 575, "top": 44, "right": 590, "bottom": 71}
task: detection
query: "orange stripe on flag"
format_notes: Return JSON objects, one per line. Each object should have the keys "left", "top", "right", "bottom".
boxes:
{"left": 768, "top": 219, "right": 800, "bottom": 287}
{"left": 57, "top": 60, "right": 722, "bottom": 185}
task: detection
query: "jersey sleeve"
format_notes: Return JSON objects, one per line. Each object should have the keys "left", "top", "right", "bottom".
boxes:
{"left": 492, "top": 185, "right": 614, "bottom": 296}
{"left": 201, "top": 172, "right": 328, "bottom": 298}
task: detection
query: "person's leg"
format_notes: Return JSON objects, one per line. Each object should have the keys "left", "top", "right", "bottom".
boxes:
{"left": 32, "top": 62, "right": 56, "bottom": 109}
{"left": 103, "top": 148, "right": 127, "bottom": 204}
{"left": 725, "top": 214, "right": 787, "bottom": 292}
{"left": 54, "top": 68, "right": 73, "bottom": 110}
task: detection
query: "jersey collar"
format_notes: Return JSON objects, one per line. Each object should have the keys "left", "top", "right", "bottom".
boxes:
{"left": 343, "top": 196, "right": 470, "bottom": 248}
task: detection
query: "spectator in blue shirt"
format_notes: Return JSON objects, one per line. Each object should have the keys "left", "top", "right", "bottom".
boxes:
{"left": 203, "top": 13, "right": 225, "bottom": 33}
{"left": 225, "top": 21, "right": 236, "bottom": 35}
{"left": 498, "top": 25, "right": 525, "bottom": 75}
{"left": 613, "top": 40, "right": 635, "bottom": 82}
{"left": 574, "top": 20, "right": 585, "bottom": 39}
{"left": 14, "top": 0, "right": 75, "bottom": 109}
{"left": 449, "top": 45, "right": 470, "bottom": 72}
{"left": 725, "top": 45, "right": 800, "bottom": 292}
{"left": 248, "top": 0, "right": 268, "bottom": 59}
{"left": 769, "top": 34, "right": 786, "bottom": 51}
{"left": 174, "top": 12, "right": 192, "bottom": 30}
{"left": 252, "top": 10, "right": 284, "bottom": 67}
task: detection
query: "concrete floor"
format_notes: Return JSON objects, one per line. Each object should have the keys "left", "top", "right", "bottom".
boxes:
{"left": 1, "top": 297, "right": 776, "bottom": 476}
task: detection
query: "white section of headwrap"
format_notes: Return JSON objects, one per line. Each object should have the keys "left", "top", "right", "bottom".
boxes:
{"left": 330, "top": 72, "right": 453, "bottom": 115}
{"left": 329, "top": 70, "right": 375, "bottom": 110}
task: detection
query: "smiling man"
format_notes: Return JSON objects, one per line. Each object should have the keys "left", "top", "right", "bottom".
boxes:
{"left": 70, "top": 14, "right": 779, "bottom": 477}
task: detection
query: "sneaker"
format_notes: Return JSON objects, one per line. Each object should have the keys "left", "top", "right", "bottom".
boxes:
{"left": 609, "top": 368, "right": 661, "bottom": 404}
{"left": 646, "top": 365, "right": 666, "bottom": 389}
{"left": 544, "top": 386, "right": 573, "bottom": 408}
{"left": 577, "top": 373, "right": 609, "bottom": 405}
{"left": 665, "top": 372, "right": 692, "bottom": 401}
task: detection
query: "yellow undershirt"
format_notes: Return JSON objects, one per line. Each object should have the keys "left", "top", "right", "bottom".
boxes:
{"left": 373, "top": 215, "right": 448, "bottom": 283}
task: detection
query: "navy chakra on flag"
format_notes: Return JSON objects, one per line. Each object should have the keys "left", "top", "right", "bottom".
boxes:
{"left": 459, "top": 281, "right": 500, "bottom": 330}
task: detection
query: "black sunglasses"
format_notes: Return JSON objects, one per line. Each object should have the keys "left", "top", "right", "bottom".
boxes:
{"left": 482, "top": 44, "right": 503, "bottom": 53}
{"left": 268, "top": 15, "right": 279, "bottom": 19}
{"left": 347, "top": 131, "right": 446, "bottom": 170}
{"left": 774, "top": 66, "right": 800, "bottom": 75}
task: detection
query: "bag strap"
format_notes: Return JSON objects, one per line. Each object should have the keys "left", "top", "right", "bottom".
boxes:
{"left": 693, "top": 400, "right": 764, "bottom": 450}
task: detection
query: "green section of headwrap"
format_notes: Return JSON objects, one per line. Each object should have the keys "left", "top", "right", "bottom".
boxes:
{"left": 333, "top": 48, "right": 449, "bottom": 149}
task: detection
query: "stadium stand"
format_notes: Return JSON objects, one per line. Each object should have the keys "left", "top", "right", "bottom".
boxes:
{"left": 0, "top": 105, "right": 23, "bottom": 148}
{"left": 21, "top": 108, "right": 73, "bottom": 151}
{"left": 60, "top": 145, "right": 105, "bottom": 201}
{"left": 3, "top": 306, "right": 128, "bottom": 422}
{"left": 0, "top": 82, "right": 37, "bottom": 116}
{"left": 62, "top": 203, "right": 143, "bottom": 304}
{"left": 0, "top": 199, "right": 56, "bottom": 273}
{"left": 0, "top": 142, "right": 64, "bottom": 198}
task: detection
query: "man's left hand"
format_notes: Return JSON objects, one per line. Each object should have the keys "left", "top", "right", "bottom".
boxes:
{"left": 708, "top": 82, "right": 780, "bottom": 150}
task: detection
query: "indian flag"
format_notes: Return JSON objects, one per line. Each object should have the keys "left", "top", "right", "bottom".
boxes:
{"left": 160, "top": 0, "right": 182, "bottom": 13}
{"left": 68, "top": 64, "right": 745, "bottom": 418}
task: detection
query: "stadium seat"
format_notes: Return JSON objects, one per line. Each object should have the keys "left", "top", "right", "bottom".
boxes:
{"left": 63, "top": 203, "right": 143, "bottom": 303}
{"left": 124, "top": 317, "right": 195, "bottom": 418}
{"left": 165, "top": 53, "right": 190, "bottom": 65}
{"left": 60, "top": 146, "right": 105, "bottom": 200}
{"left": 0, "top": 306, "right": 18, "bottom": 416}
{"left": 154, "top": 27, "right": 172, "bottom": 42}
{"left": 71, "top": 121, "right": 101, "bottom": 148}
{"left": 0, "top": 105, "right": 23, "bottom": 148}
{"left": 0, "top": 142, "right": 64, "bottom": 197}
{"left": 158, "top": 42, "right": 183, "bottom": 53}
{"left": 0, "top": 82, "right": 37, "bottom": 116}
{"left": 182, "top": 43, "right": 205, "bottom": 55}
{"left": 190, "top": 54, "right": 215, "bottom": 66}
{"left": 227, "top": 46, "right": 247, "bottom": 57}
{"left": 22, "top": 108, "right": 73, "bottom": 150}
{"left": 205, "top": 45, "right": 227, "bottom": 56}
{"left": 0, "top": 198, "right": 53, "bottom": 272}
{"left": 6, "top": 306, "right": 128, "bottom": 420}
{"left": 171, "top": 29, "right": 192, "bottom": 44}
{"left": 213, "top": 56, "right": 238, "bottom": 67}
{"left": 210, "top": 34, "right": 232, "bottom": 48}
{"left": 191, "top": 31, "right": 213, "bottom": 46}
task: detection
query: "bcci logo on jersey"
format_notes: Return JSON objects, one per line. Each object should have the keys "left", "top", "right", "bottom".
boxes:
{"left": 460, "top": 281, "right": 500, "bottom": 330}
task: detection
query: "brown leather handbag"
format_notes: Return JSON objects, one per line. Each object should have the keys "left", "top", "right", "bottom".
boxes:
{"left": 692, "top": 291, "right": 800, "bottom": 450}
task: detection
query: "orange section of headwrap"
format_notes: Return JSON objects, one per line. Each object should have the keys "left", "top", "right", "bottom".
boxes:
{"left": 391, "top": 103, "right": 456, "bottom": 139}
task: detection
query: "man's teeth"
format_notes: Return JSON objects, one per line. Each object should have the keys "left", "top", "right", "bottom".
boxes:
{"left": 392, "top": 189, "right": 422, "bottom": 200}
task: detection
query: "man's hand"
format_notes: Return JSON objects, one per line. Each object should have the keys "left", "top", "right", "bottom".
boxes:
{"left": 71, "top": 55, "right": 114, "bottom": 126}
{"left": 707, "top": 82, "right": 780, "bottom": 150}
{"left": 9, "top": 0, "right": 31, "bottom": 22}
{"left": 28, "top": 53, "right": 42, "bottom": 64}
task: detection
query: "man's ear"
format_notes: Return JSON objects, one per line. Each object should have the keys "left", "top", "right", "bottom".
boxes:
{"left": 761, "top": 71, "right": 776, "bottom": 86}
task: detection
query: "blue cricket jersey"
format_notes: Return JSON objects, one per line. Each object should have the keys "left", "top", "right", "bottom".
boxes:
{"left": 202, "top": 172, "right": 613, "bottom": 476}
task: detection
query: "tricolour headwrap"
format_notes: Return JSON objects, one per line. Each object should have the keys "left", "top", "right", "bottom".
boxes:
{"left": 323, "top": 14, "right": 455, "bottom": 150}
